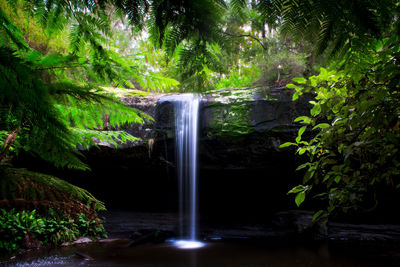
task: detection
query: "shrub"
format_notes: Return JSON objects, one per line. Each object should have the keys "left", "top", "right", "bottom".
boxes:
{"left": 0, "top": 208, "right": 106, "bottom": 253}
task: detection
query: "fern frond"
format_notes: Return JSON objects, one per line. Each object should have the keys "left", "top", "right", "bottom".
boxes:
{"left": 1, "top": 167, "right": 106, "bottom": 211}
{"left": 274, "top": 0, "right": 395, "bottom": 57}
{"left": 0, "top": 6, "right": 28, "bottom": 49}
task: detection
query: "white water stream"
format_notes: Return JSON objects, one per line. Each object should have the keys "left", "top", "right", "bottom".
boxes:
{"left": 169, "top": 94, "right": 204, "bottom": 249}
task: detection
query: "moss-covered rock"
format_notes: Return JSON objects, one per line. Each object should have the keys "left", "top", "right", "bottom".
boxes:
{"left": 155, "top": 87, "right": 312, "bottom": 170}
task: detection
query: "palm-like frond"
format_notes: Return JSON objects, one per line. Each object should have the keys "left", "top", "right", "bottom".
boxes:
{"left": 0, "top": 45, "right": 147, "bottom": 170}
{"left": 0, "top": 7, "right": 28, "bottom": 49}
{"left": 175, "top": 41, "right": 226, "bottom": 91}
{"left": 267, "top": 0, "right": 396, "bottom": 57}
{"left": 112, "top": 0, "right": 149, "bottom": 30}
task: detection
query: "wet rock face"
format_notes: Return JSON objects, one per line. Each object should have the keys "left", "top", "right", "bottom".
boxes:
{"left": 155, "top": 87, "right": 312, "bottom": 170}
{"left": 154, "top": 87, "right": 313, "bottom": 215}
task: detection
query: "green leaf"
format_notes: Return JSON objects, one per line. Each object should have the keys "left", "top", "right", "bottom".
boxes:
{"left": 310, "top": 76, "right": 318, "bottom": 87}
{"left": 298, "top": 126, "right": 307, "bottom": 136}
{"left": 310, "top": 103, "right": 321, "bottom": 117}
{"left": 312, "top": 123, "right": 330, "bottom": 130}
{"left": 296, "top": 126, "right": 307, "bottom": 143}
{"left": 312, "top": 210, "right": 325, "bottom": 221}
{"left": 296, "top": 162, "right": 311, "bottom": 171}
{"left": 295, "top": 192, "right": 305, "bottom": 207}
{"left": 292, "top": 91, "right": 300, "bottom": 101}
{"left": 319, "top": 67, "right": 328, "bottom": 79}
{"left": 288, "top": 185, "right": 308, "bottom": 194}
{"left": 280, "top": 142, "right": 296, "bottom": 148}
{"left": 298, "top": 147, "right": 307, "bottom": 155}
{"left": 286, "top": 83, "right": 298, "bottom": 89}
{"left": 303, "top": 168, "right": 315, "bottom": 183}
{"left": 292, "top": 77, "right": 307, "bottom": 84}
{"left": 294, "top": 116, "right": 312, "bottom": 124}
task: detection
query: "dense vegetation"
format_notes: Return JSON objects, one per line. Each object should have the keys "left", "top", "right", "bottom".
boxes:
{"left": 279, "top": 1, "right": 400, "bottom": 220}
{"left": 0, "top": 0, "right": 315, "bottom": 169}
{"left": 0, "top": 167, "right": 106, "bottom": 252}
{"left": 0, "top": 0, "right": 399, "bottom": 252}
{"left": 0, "top": 208, "right": 106, "bottom": 252}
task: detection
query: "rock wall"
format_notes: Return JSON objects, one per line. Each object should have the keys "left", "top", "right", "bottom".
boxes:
{"left": 14, "top": 87, "right": 313, "bottom": 216}
{"left": 153, "top": 87, "right": 313, "bottom": 218}
{"left": 155, "top": 87, "right": 312, "bottom": 170}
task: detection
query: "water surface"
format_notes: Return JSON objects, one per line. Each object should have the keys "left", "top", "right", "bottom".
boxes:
{"left": 3, "top": 239, "right": 399, "bottom": 267}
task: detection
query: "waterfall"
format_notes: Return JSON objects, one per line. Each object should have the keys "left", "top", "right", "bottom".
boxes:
{"left": 163, "top": 93, "right": 204, "bottom": 249}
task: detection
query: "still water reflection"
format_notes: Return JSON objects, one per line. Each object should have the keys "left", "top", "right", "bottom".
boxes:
{"left": 2, "top": 239, "right": 399, "bottom": 267}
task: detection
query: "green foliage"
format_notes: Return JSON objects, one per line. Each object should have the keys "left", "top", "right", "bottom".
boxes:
{"left": 260, "top": 0, "right": 397, "bottom": 57}
{"left": 0, "top": 167, "right": 105, "bottom": 212}
{"left": 212, "top": 3, "right": 311, "bottom": 90}
{"left": 215, "top": 65, "right": 261, "bottom": 89}
{"left": 0, "top": 1, "right": 28, "bottom": 50}
{"left": 283, "top": 36, "right": 400, "bottom": 219}
{"left": 0, "top": 0, "right": 176, "bottom": 169}
{"left": 288, "top": 185, "right": 310, "bottom": 207}
{"left": 0, "top": 209, "right": 106, "bottom": 253}
{"left": 0, "top": 48, "right": 144, "bottom": 169}
{"left": 257, "top": 48, "right": 308, "bottom": 85}
{"left": 0, "top": 209, "right": 42, "bottom": 252}
{"left": 0, "top": 0, "right": 321, "bottom": 93}
{"left": 0, "top": 0, "right": 69, "bottom": 53}
{"left": 141, "top": 0, "right": 228, "bottom": 91}
{"left": 175, "top": 42, "right": 226, "bottom": 91}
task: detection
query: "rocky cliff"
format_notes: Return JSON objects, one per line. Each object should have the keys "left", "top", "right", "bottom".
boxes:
{"left": 155, "top": 87, "right": 312, "bottom": 170}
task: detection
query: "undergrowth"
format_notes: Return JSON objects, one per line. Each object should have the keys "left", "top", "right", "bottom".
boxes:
{"left": 0, "top": 208, "right": 106, "bottom": 253}
{"left": 0, "top": 167, "right": 107, "bottom": 254}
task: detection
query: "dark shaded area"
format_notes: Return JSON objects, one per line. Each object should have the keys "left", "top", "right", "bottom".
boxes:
{"left": 13, "top": 146, "right": 172, "bottom": 212}
{"left": 13, "top": 137, "right": 302, "bottom": 224}
{"left": 12, "top": 88, "right": 400, "bottom": 225}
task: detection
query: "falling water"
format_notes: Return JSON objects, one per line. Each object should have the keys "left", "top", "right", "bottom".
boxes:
{"left": 167, "top": 94, "right": 204, "bottom": 249}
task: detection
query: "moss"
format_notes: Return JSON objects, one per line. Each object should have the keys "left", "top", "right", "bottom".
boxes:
{"left": 205, "top": 88, "right": 255, "bottom": 104}
{"left": 208, "top": 103, "right": 253, "bottom": 139}
{"left": 204, "top": 88, "right": 287, "bottom": 139}
{"left": 101, "top": 87, "right": 150, "bottom": 98}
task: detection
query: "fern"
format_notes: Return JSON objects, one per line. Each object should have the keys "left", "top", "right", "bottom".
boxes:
{"left": 0, "top": 167, "right": 105, "bottom": 211}
{"left": 0, "top": 5, "right": 28, "bottom": 49}
{"left": 0, "top": 46, "right": 147, "bottom": 170}
{"left": 145, "top": 0, "right": 228, "bottom": 91}
{"left": 266, "top": 0, "right": 397, "bottom": 58}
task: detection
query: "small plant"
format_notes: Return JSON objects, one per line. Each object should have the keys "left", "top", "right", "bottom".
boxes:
{"left": 0, "top": 209, "right": 42, "bottom": 251}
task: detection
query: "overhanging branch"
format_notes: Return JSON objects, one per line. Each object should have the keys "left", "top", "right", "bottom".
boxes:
{"left": 223, "top": 31, "right": 267, "bottom": 50}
